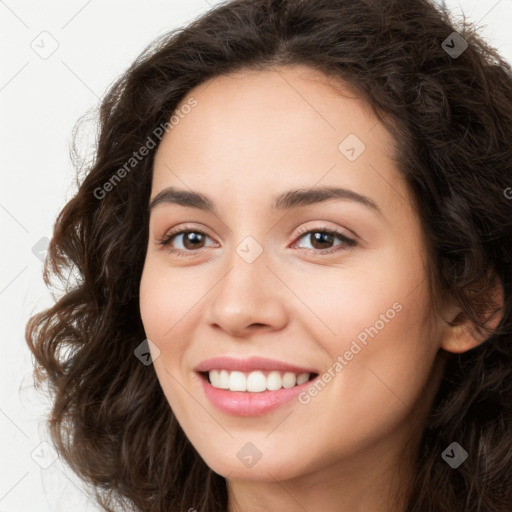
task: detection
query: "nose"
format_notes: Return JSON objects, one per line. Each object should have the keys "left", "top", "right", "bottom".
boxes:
{"left": 204, "top": 252, "right": 288, "bottom": 338}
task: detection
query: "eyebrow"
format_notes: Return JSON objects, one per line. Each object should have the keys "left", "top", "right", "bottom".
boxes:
{"left": 149, "top": 186, "right": 381, "bottom": 215}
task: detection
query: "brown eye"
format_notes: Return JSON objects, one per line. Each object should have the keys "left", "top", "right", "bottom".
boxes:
{"left": 293, "top": 228, "right": 356, "bottom": 254}
{"left": 159, "top": 228, "right": 215, "bottom": 254}
{"left": 158, "top": 226, "right": 356, "bottom": 257}
{"left": 178, "top": 231, "right": 207, "bottom": 250}
{"left": 308, "top": 231, "right": 335, "bottom": 250}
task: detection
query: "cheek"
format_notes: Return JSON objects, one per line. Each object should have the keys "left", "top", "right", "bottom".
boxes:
{"left": 324, "top": 283, "right": 436, "bottom": 428}
{"left": 139, "top": 263, "right": 196, "bottom": 416}
{"left": 290, "top": 244, "right": 428, "bottom": 350}
{"left": 139, "top": 270, "right": 168, "bottom": 343}
{"left": 297, "top": 247, "right": 437, "bottom": 408}
{"left": 139, "top": 260, "right": 194, "bottom": 349}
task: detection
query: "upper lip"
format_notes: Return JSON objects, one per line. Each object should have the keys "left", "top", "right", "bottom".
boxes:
{"left": 195, "top": 356, "right": 317, "bottom": 374}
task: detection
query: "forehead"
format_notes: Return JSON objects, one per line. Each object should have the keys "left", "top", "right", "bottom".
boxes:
{"left": 164, "top": 64, "right": 381, "bottom": 152}
{"left": 151, "top": 64, "right": 410, "bottom": 219}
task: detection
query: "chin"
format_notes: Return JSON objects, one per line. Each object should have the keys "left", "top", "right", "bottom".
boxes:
{"left": 200, "top": 446, "right": 308, "bottom": 483}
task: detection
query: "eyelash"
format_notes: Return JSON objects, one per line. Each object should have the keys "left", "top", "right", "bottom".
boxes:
{"left": 157, "top": 225, "right": 357, "bottom": 257}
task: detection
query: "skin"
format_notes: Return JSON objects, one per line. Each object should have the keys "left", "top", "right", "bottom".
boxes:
{"left": 139, "top": 65, "right": 480, "bottom": 512}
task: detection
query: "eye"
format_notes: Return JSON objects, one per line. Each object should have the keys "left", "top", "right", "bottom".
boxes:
{"left": 157, "top": 227, "right": 216, "bottom": 256}
{"left": 157, "top": 225, "right": 357, "bottom": 257}
{"left": 291, "top": 226, "right": 357, "bottom": 255}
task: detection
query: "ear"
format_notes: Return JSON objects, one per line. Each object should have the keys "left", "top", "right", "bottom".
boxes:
{"left": 441, "top": 280, "right": 504, "bottom": 354}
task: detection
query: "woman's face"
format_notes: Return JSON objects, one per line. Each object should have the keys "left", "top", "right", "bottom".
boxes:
{"left": 139, "top": 65, "right": 448, "bottom": 484}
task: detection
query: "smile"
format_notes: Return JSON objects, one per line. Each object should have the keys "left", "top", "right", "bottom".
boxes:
{"left": 206, "top": 369, "right": 313, "bottom": 392}
{"left": 195, "top": 356, "right": 319, "bottom": 416}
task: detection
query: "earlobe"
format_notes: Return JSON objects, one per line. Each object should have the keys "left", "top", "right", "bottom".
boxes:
{"left": 441, "top": 282, "right": 504, "bottom": 354}
{"left": 441, "top": 319, "right": 482, "bottom": 354}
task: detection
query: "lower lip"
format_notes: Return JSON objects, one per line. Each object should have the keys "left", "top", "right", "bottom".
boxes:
{"left": 199, "top": 373, "right": 317, "bottom": 416}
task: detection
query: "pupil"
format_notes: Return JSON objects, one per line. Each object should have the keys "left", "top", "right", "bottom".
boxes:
{"left": 312, "top": 232, "right": 332, "bottom": 249}
{"left": 184, "top": 232, "right": 204, "bottom": 249}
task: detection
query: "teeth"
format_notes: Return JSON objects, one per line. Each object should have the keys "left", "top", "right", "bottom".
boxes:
{"left": 219, "top": 369, "right": 229, "bottom": 389}
{"left": 282, "top": 372, "right": 296, "bottom": 388}
{"left": 229, "top": 371, "right": 246, "bottom": 391}
{"left": 247, "top": 371, "right": 267, "bottom": 392}
{"left": 267, "top": 371, "right": 282, "bottom": 391}
{"left": 296, "top": 373, "right": 309, "bottom": 385}
{"left": 207, "top": 369, "right": 311, "bottom": 392}
{"left": 209, "top": 370, "right": 231, "bottom": 389}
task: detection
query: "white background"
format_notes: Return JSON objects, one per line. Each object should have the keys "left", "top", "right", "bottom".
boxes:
{"left": 1, "top": 0, "right": 511, "bottom": 510}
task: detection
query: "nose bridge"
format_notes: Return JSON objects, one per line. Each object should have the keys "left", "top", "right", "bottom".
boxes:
{"left": 219, "top": 234, "right": 271, "bottom": 307}
{"left": 205, "top": 232, "right": 287, "bottom": 333}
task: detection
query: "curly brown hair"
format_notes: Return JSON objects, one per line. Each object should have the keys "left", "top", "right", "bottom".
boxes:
{"left": 25, "top": 0, "right": 512, "bottom": 510}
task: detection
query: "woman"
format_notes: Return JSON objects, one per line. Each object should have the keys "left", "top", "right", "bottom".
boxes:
{"left": 25, "top": 0, "right": 512, "bottom": 510}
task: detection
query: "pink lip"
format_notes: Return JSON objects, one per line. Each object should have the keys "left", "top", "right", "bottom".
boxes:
{"left": 194, "top": 356, "right": 316, "bottom": 374}
{"left": 194, "top": 356, "right": 319, "bottom": 416}
{"left": 198, "top": 374, "right": 317, "bottom": 416}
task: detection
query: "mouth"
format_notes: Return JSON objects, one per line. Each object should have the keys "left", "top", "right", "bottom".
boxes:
{"left": 198, "top": 369, "right": 318, "bottom": 392}
{"left": 194, "top": 356, "right": 320, "bottom": 416}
